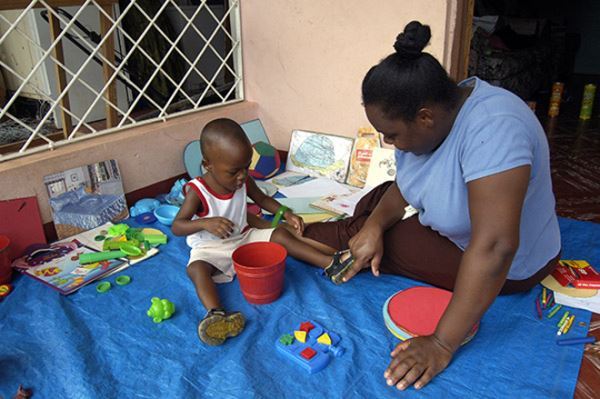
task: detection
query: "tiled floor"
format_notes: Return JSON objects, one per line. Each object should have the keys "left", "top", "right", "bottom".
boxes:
{"left": 541, "top": 100, "right": 600, "bottom": 398}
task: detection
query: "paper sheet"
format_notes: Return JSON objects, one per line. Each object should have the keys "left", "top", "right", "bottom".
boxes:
{"left": 277, "top": 177, "right": 355, "bottom": 199}
{"left": 263, "top": 197, "right": 323, "bottom": 215}
{"left": 554, "top": 291, "right": 600, "bottom": 313}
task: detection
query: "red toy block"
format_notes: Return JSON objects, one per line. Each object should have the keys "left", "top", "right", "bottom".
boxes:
{"left": 299, "top": 321, "right": 315, "bottom": 333}
{"left": 300, "top": 347, "right": 317, "bottom": 360}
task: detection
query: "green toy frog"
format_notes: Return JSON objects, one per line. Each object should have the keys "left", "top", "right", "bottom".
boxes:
{"left": 147, "top": 297, "right": 175, "bottom": 323}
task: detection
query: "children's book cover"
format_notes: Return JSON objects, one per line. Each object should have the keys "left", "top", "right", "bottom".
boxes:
{"left": 365, "top": 148, "right": 396, "bottom": 189}
{"left": 286, "top": 130, "right": 354, "bottom": 183}
{"left": 346, "top": 127, "right": 381, "bottom": 188}
{"left": 11, "top": 239, "right": 127, "bottom": 295}
{"left": 44, "top": 160, "right": 129, "bottom": 239}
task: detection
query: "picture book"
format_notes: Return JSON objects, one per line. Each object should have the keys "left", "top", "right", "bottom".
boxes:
{"left": 286, "top": 130, "right": 354, "bottom": 183}
{"left": 277, "top": 177, "right": 356, "bottom": 199}
{"left": 346, "top": 127, "right": 381, "bottom": 188}
{"left": 365, "top": 148, "right": 396, "bottom": 188}
{"left": 11, "top": 222, "right": 162, "bottom": 295}
{"left": 310, "top": 187, "right": 368, "bottom": 216}
{"left": 44, "top": 159, "right": 129, "bottom": 239}
{"left": 11, "top": 239, "right": 128, "bottom": 295}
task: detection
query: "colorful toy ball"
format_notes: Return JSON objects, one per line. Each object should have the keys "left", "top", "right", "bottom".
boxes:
{"left": 249, "top": 141, "right": 280, "bottom": 180}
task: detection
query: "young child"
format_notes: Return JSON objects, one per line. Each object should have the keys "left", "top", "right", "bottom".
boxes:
{"left": 172, "top": 118, "right": 353, "bottom": 346}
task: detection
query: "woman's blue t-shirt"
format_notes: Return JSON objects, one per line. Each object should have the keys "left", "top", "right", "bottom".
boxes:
{"left": 394, "top": 77, "right": 560, "bottom": 280}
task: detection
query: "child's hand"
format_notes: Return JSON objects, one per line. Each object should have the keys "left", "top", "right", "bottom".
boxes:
{"left": 202, "top": 217, "right": 235, "bottom": 238}
{"left": 283, "top": 210, "right": 304, "bottom": 235}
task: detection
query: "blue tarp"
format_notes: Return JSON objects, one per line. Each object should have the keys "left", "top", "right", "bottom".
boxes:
{"left": 0, "top": 217, "right": 597, "bottom": 398}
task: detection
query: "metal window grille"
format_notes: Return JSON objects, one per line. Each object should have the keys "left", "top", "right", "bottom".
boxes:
{"left": 0, "top": 0, "right": 243, "bottom": 162}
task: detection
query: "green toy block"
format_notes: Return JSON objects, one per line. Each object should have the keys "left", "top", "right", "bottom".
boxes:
{"left": 79, "top": 250, "right": 125, "bottom": 264}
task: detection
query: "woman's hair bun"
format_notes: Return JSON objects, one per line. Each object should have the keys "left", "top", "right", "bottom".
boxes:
{"left": 393, "top": 21, "right": 431, "bottom": 59}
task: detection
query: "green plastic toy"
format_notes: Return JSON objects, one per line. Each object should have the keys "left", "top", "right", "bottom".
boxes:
{"left": 107, "top": 224, "right": 129, "bottom": 237}
{"left": 79, "top": 250, "right": 125, "bottom": 264}
{"left": 147, "top": 297, "right": 175, "bottom": 323}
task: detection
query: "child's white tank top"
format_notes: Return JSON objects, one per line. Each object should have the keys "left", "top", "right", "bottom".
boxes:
{"left": 184, "top": 177, "right": 249, "bottom": 248}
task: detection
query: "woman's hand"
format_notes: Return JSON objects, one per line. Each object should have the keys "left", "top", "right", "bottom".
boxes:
{"left": 384, "top": 335, "right": 454, "bottom": 391}
{"left": 284, "top": 210, "right": 304, "bottom": 235}
{"left": 344, "top": 222, "right": 384, "bottom": 282}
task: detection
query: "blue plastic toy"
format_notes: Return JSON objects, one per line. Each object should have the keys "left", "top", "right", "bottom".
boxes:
{"left": 165, "top": 178, "right": 187, "bottom": 206}
{"left": 276, "top": 320, "right": 344, "bottom": 374}
{"left": 130, "top": 198, "right": 160, "bottom": 217}
{"left": 153, "top": 205, "right": 180, "bottom": 226}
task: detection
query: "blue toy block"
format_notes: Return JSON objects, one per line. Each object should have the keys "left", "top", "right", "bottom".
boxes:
{"left": 275, "top": 320, "right": 343, "bottom": 374}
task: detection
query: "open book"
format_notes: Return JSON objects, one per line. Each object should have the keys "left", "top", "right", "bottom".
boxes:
{"left": 12, "top": 222, "right": 161, "bottom": 295}
{"left": 12, "top": 239, "right": 128, "bottom": 295}
{"left": 310, "top": 187, "right": 368, "bottom": 216}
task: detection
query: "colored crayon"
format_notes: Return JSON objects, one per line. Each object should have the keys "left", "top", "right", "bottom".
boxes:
{"left": 535, "top": 297, "right": 542, "bottom": 319}
{"left": 542, "top": 288, "right": 547, "bottom": 306}
{"left": 556, "top": 336, "right": 596, "bottom": 346}
{"left": 562, "top": 315, "right": 576, "bottom": 335}
{"left": 546, "top": 292, "right": 555, "bottom": 308}
{"left": 547, "top": 304, "right": 562, "bottom": 319}
{"left": 557, "top": 311, "right": 570, "bottom": 328}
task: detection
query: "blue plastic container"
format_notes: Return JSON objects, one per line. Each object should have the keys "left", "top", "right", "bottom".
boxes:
{"left": 153, "top": 205, "right": 180, "bottom": 226}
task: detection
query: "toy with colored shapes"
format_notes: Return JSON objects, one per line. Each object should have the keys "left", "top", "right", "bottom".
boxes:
{"left": 129, "top": 198, "right": 160, "bottom": 218}
{"left": 276, "top": 320, "right": 344, "bottom": 374}
{"left": 249, "top": 141, "right": 281, "bottom": 180}
{"left": 147, "top": 297, "right": 175, "bottom": 323}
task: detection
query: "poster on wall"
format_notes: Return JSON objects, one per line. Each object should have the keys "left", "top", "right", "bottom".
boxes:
{"left": 286, "top": 130, "right": 354, "bottom": 183}
{"left": 44, "top": 160, "right": 129, "bottom": 239}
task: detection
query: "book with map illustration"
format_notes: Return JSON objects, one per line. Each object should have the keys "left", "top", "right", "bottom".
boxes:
{"left": 286, "top": 130, "right": 354, "bottom": 183}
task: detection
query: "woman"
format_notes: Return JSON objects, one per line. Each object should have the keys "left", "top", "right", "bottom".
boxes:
{"left": 303, "top": 21, "right": 561, "bottom": 391}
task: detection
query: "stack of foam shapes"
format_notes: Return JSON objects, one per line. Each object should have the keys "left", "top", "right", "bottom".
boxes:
{"left": 276, "top": 320, "right": 343, "bottom": 374}
{"left": 382, "top": 287, "right": 479, "bottom": 345}
{"left": 249, "top": 141, "right": 281, "bottom": 180}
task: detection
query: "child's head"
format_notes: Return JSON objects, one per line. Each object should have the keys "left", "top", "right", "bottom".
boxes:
{"left": 200, "top": 118, "right": 252, "bottom": 193}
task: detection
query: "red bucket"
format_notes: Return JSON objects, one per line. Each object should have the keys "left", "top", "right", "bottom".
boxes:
{"left": 0, "top": 235, "right": 12, "bottom": 284}
{"left": 232, "top": 242, "right": 287, "bottom": 304}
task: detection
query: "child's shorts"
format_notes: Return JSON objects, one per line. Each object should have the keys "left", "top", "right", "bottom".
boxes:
{"left": 187, "top": 227, "right": 275, "bottom": 283}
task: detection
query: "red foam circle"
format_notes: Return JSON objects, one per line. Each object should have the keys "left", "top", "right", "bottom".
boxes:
{"left": 387, "top": 287, "right": 453, "bottom": 337}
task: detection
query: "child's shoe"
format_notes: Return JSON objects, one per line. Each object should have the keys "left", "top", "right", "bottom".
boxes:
{"left": 324, "top": 250, "right": 355, "bottom": 285}
{"left": 197, "top": 309, "right": 245, "bottom": 346}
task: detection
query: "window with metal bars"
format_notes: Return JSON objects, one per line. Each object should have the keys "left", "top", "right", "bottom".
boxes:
{"left": 0, "top": 0, "right": 243, "bottom": 162}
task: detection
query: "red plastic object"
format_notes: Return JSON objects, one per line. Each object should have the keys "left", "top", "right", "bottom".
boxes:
{"left": 300, "top": 321, "right": 315, "bottom": 333}
{"left": 0, "top": 235, "right": 12, "bottom": 284}
{"left": 300, "top": 347, "right": 317, "bottom": 360}
{"left": 232, "top": 242, "right": 287, "bottom": 304}
{"left": 0, "top": 197, "right": 46, "bottom": 261}
{"left": 387, "top": 287, "right": 454, "bottom": 336}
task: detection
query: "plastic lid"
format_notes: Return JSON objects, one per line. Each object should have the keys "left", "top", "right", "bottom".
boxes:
{"left": 96, "top": 281, "right": 111, "bottom": 293}
{"left": 115, "top": 275, "right": 131, "bottom": 286}
{"left": 119, "top": 243, "right": 142, "bottom": 256}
